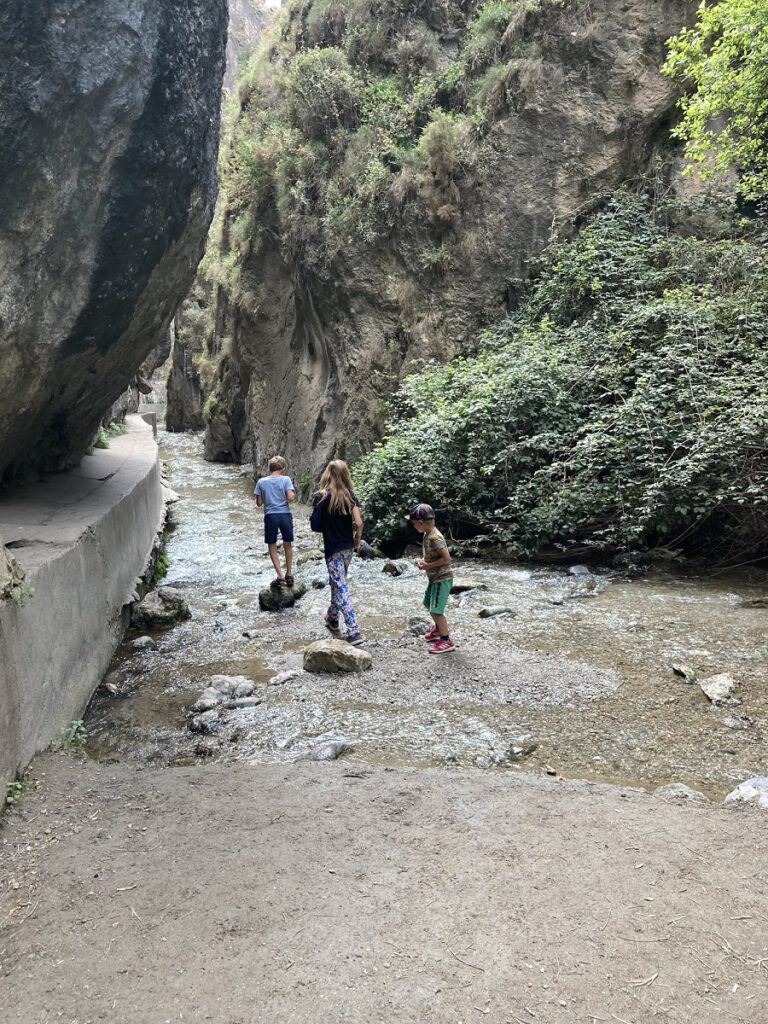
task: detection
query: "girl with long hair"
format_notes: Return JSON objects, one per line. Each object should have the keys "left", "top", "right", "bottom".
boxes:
{"left": 309, "top": 459, "right": 364, "bottom": 645}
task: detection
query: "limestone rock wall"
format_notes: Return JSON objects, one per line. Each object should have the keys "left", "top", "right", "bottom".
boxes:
{"left": 206, "top": 0, "right": 695, "bottom": 483}
{"left": 0, "top": 0, "right": 227, "bottom": 483}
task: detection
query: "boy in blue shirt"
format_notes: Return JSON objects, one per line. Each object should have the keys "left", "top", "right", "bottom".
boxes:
{"left": 254, "top": 456, "right": 296, "bottom": 587}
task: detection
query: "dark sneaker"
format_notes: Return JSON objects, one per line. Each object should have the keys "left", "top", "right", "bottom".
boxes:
{"left": 270, "top": 577, "right": 286, "bottom": 589}
{"left": 346, "top": 634, "right": 365, "bottom": 647}
{"left": 428, "top": 638, "right": 456, "bottom": 655}
{"left": 285, "top": 575, "right": 295, "bottom": 587}
{"left": 323, "top": 611, "right": 342, "bottom": 636}
{"left": 424, "top": 625, "right": 439, "bottom": 641}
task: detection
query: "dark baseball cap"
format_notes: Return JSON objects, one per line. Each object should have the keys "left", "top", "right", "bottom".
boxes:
{"left": 404, "top": 503, "right": 435, "bottom": 522}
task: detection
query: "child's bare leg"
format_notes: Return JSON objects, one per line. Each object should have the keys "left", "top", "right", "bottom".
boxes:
{"left": 431, "top": 612, "right": 449, "bottom": 636}
{"left": 268, "top": 544, "right": 283, "bottom": 578}
{"left": 284, "top": 542, "right": 293, "bottom": 578}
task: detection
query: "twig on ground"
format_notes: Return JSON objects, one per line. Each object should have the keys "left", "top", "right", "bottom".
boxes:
{"left": 130, "top": 905, "right": 143, "bottom": 924}
{"left": 448, "top": 945, "right": 485, "bottom": 972}
{"left": 628, "top": 972, "right": 657, "bottom": 987}
{"left": 116, "top": 885, "right": 137, "bottom": 892}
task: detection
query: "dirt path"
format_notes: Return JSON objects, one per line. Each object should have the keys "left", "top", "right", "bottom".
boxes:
{"left": 2, "top": 754, "right": 767, "bottom": 1024}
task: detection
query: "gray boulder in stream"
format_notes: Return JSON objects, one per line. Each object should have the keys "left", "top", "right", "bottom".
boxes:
{"left": 303, "top": 639, "right": 372, "bottom": 673}
{"left": 0, "top": 0, "right": 227, "bottom": 482}
{"left": 131, "top": 587, "right": 191, "bottom": 628}
{"left": 259, "top": 581, "right": 307, "bottom": 611}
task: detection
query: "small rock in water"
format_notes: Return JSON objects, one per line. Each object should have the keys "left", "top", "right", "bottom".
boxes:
{"left": 226, "top": 697, "right": 263, "bottom": 709}
{"left": 268, "top": 669, "right": 301, "bottom": 686}
{"left": 569, "top": 564, "right": 592, "bottom": 576}
{"left": 190, "top": 710, "right": 220, "bottom": 733}
{"left": 740, "top": 596, "right": 768, "bottom": 608}
{"left": 193, "top": 687, "right": 223, "bottom": 712}
{"left": 130, "top": 635, "right": 158, "bottom": 652}
{"left": 210, "top": 674, "right": 254, "bottom": 696}
{"left": 310, "top": 741, "right": 354, "bottom": 761}
{"left": 194, "top": 738, "right": 221, "bottom": 757}
{"left": 698, "top": 673, "right": 735, "bottom": 705}
{"left": 672, "top": 663, "right": 697, "bottom": 684}
{"left": 131, "top": 587, "right": 191, "bottom": 629}
{"left": 450, "top": 579, "right": 487, "bottom": 594}
{"left": 258, "top": 581, "right": 307, "bottom": 611}
{"left": 311, "top": 578, "right": 327, "bottom": 589}
{"left": 405, "top": 616, "right": 432, "bottom": 636}
{"left": 654, "top": 783, "right": 710, "bottom": 804}
{"left": 507, "top": 738, "right": 538, "bottom": 759}
{"left": 478, "top": 606, "right": 515, "bottom": 618}
{"left": 303, "top": 639, "right": 372, "bottom": 673}
{"left": 724, "top": 777, "right": 768, "bottom": 810}
{"left": 382, "top": 560, "right": 405, "bottom": 577}
{"left": 357, "top": 540, "right": 384, "bottom": 560}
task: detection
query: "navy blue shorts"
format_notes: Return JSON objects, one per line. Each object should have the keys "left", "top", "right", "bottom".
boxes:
{"left": 264, "top": 512, "right": 294, "bottom": 545}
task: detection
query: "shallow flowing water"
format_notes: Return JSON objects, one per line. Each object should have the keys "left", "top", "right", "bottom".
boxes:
{"left": 85, "top": 432, "right": 768, "bottom": 798}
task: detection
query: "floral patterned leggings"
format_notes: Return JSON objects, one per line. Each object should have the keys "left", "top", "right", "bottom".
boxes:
{"left": 326, "top": 549, "right": 359, "bottom": 635}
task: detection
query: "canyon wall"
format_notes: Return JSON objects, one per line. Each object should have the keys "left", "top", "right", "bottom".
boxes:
{"left": 197, "top": 0, "right": 696, "bottom": 483}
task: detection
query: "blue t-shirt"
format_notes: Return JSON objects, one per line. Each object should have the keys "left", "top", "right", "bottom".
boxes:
{"left": 255, "top": 474, "right": 294, "bottom": 515}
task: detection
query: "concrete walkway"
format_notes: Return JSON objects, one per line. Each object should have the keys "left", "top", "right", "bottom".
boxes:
{"left": 0, "top": 416, "right": 164, "bottom": 783}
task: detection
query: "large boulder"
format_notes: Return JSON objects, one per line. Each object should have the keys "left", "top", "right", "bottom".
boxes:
{"left": 259, "top": 581, "right": 307, "bottom": 612}
{"left": 303, "top": 639, "right": 372, "bottom": 674}
{"left": 131, "top": 586, "right": 191, "bottom": 629}
{"left": 0, "top": 0, "right": 227, "bottom": 482}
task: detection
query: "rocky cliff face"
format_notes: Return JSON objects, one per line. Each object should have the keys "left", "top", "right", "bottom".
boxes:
{"left": 225, "top": 0, "right": 266, "bottom": 93}
{"left": 201, "top": 0, "right": 695, "bottom": 482}
{"left": 0, "top": 0, "right": 227, "bottom": 483}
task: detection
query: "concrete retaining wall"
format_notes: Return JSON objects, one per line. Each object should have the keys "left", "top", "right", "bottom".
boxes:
{"left": 0, "top": 416, "right": 164, "bottom": 785}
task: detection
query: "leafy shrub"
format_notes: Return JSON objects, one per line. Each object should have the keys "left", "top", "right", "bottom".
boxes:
{"left": 356, "top": 190, "right": 768, "bottom": 562}
{"left": 285, "top": 47, "right": 362, "bottom": 140}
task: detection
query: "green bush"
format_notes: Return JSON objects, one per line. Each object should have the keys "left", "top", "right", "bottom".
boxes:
{"left": 356, "top": 190, "right": 768, "bottom": 561}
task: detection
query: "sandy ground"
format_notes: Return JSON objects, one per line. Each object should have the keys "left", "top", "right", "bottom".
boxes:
{"left": 2, "top": 754, "right": 767, "bottom": 1024}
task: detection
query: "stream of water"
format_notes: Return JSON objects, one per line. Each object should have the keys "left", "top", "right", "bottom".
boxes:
{"left": 85, "top": 431, "right": 768, "bottom": 798}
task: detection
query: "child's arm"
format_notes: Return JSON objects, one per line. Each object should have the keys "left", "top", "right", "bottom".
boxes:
{"left": 286, "top": 478, "right": 296, "bottom": 502}
{"left": 254, "top": 482, "right": 263, "bottom": 508}
{"left": 352, "top": 506, "right": 363, "bottom": 551}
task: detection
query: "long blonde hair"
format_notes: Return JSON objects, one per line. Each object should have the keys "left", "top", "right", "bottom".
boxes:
{"left": 317, "top": 459, "right": 356, "bottom": 514}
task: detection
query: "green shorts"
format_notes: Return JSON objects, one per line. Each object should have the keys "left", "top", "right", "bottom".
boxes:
{"left": 423, "top": 578, "right": 452, "bottom": 615}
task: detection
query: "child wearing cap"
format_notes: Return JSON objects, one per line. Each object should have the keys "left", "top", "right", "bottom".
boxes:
{"left": 406, "top": 503, "right": 456, "bottom": 654}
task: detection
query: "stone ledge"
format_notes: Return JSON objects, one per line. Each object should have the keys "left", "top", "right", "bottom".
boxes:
{"left": 0, "top": 416, "right": 164, "bottom": 784}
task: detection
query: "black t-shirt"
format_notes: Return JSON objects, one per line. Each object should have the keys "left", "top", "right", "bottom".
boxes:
{"left": 311, "top": 490, "right": 359, "bottom": 557}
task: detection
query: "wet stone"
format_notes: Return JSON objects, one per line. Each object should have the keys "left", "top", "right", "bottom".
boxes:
{"left": 311, "top": 578, "right": 327, "bottom": 589}
{"left": 193, "top": 687, "right": 223, "bottom": 712}
{"left": 226, "top": 697, "right": 263, "bottom": 709}
{"left": 309, "top": 741, "right": 354, "bottom": 761}
{"left": 672, "top": 663, "right": 697, "bottom": 684}
{"left": 131, "top": 587, "right": 191, "bottom": 629}
{"left": 382, "top": 561, "right": 406, "bottom": 577}
{"left": 507, "top": 738, "right": 538, "bottom": 758}
{"left": 357, "top": 540, "right": 384, "bottom": 560}
{"left": 268, "top": 670, "right": 301, "bottom": 686}
{"left": 655, "top": 783, "right": 710, "bottom": 804}
{"left": 478, "top": 606, "right": 515, "bottom": 618}
{"left": 210, "top": 674, "right": 254, "bottom": 696}
{"left": 190, "top": 710, "right": 220, "bottom": 733}
{"left": 259, "top": 581, "right": 307, "bottom": 611}
{"left": 451, "top": 580, "right": 487, "bottom": 594}
{"left": 404, "top": 616, "right": 432, "bottom": 637}
{"left": 194, "top": 738, "right": 221, "bottom": 758}
{"left": 130, "top": 635, "right": 158, "bottom": 652}
{"left": 739, "top": 597, "right": 768, "bottom": 609}
{"left": 303, "top": 639, "right": 372, "bottom": 673}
